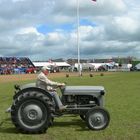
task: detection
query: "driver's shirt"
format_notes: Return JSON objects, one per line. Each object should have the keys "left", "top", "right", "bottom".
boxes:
{"left": 36, "top": 72, "right": 59, "bottom": 91}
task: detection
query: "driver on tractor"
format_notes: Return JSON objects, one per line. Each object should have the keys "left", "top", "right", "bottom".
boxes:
{"left": 36, "top": 66, "right": 67, "bottom": 111}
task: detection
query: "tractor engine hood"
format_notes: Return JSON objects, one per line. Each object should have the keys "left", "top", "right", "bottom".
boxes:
{"left": 63, "top": 86, "right": 105, "bottom": 95}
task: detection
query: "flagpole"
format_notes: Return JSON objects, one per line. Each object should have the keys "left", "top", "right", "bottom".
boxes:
{"left": 77, "top": 0, "right": 81, "bottom": 76}
{"left": 76, "top": 0, "right": 96, "bottom": 76}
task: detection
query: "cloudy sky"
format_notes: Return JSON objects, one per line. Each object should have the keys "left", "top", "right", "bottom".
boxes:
{"left": 0, "top": 0, "right": 140, "bottom": 61}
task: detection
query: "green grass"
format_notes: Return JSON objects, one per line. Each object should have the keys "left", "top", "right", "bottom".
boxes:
{"left": 0, "top": 72, "right": 140, "bottom": 140}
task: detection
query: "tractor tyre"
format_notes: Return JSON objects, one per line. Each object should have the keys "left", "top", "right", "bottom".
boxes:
{"left": 85, "top": 107, "right": 110, "bottom": 130}
{"left": 11, "top": 91, "right": 54, "bottom": 134}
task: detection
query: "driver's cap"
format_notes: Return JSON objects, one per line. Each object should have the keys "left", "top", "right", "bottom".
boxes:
{"left": 41, "top": 66, "right": 50, "bottom": 71}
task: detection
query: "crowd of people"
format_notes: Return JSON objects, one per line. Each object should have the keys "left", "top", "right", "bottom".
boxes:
{"left": 0, "top": 57, "right": 36, "bottom": 75}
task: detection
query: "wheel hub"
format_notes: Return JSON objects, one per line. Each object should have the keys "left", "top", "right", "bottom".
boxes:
{"left": 95, "top": 116, "right": 102, "bottom": 123}
{"left": 28, "top": 110, "right": 38, "bottom": 120}
{"left": 89, "top": 112, "right": 106, "bottom": 129}
{"left": 23, "top": 104, "right": 43, "bottom": 121}
{"left": 91, "top": 113, "right": 104, "bottom": 125}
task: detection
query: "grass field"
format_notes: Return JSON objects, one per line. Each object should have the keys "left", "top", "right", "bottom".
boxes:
{"left": 0, "top": 72, "right": 140, "bottom": 140}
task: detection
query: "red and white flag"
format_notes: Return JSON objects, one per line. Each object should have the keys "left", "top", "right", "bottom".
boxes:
{"left": 48, "top": 59, "right": 53, "bottom": 63}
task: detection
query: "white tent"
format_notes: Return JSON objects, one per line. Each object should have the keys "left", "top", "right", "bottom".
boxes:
{"left": 135, "top": 63, "right": 140, "bottom": 70}
{"left": 33, "top": 62, "right": 71, "bottom": 67}
{"left": 89, "top": 63, "right": 105, "bottom": 69}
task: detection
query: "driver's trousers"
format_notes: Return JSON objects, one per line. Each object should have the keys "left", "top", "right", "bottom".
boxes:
{"left": 50, "top": 92, "right": 63, "bottom": 109}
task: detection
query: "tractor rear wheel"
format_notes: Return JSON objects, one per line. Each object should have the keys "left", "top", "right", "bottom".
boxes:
{"left": 11, "top": 91, "right": 53, "bottom": 134}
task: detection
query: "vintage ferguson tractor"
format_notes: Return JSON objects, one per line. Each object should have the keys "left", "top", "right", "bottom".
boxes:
{"left": 10, "top": 83, "right": 110, "bottom": 133}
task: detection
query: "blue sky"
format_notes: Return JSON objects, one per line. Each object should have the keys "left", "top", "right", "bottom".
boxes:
{"left": 0, "top": 0, "right": 140, "bottom": 61}
{"left": 37, "top": 23, "right": 75, "bottom": 34}
{"left": 36, "top": 19, "right": 97, "bottom": 35}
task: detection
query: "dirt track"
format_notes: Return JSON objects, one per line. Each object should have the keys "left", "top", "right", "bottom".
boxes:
{"left": 0, "top": 72, "right": 79, "bottom": 83}
{"left": 0, "top": 74, "right": 36, "bottom": 83}
{"left": 0, "top": 72, "right": 114, "bottom": 83}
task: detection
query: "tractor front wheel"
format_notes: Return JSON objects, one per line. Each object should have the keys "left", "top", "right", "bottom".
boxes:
{"left": 85, "top": 107, "right": 110, "bottom": 130}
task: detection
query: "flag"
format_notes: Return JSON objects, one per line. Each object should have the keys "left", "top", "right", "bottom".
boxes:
{"left": 48, "top": 59, "right": 53, "bottom": 63}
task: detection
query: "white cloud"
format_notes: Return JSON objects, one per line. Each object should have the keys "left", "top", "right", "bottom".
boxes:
{"left": 0, "top": 0, "right": 140, "bottom": 60}
{"left": 18, "top": 27, "right": 41, "bottom": 35}
{"left": 114, "top": 17, "right": 139, "bottom": 34}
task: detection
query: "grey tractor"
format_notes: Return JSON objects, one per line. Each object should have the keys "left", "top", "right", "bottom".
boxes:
{"left": 10, "top": 83, "right": 110, "bottom": 133}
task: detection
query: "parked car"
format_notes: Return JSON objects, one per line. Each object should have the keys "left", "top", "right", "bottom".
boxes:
{"left": 130, "top": 66, "right": 137, "bottom": 71}
{"left": 26, "top": 67, "right": 36, "bottom": 73}
{"left": 130, "top": 64, "right": 140, "bottom": 71}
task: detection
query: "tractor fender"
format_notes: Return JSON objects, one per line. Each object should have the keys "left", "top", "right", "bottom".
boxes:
{"left": 13, "top": 87, "right": 53, "bottom": 101}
